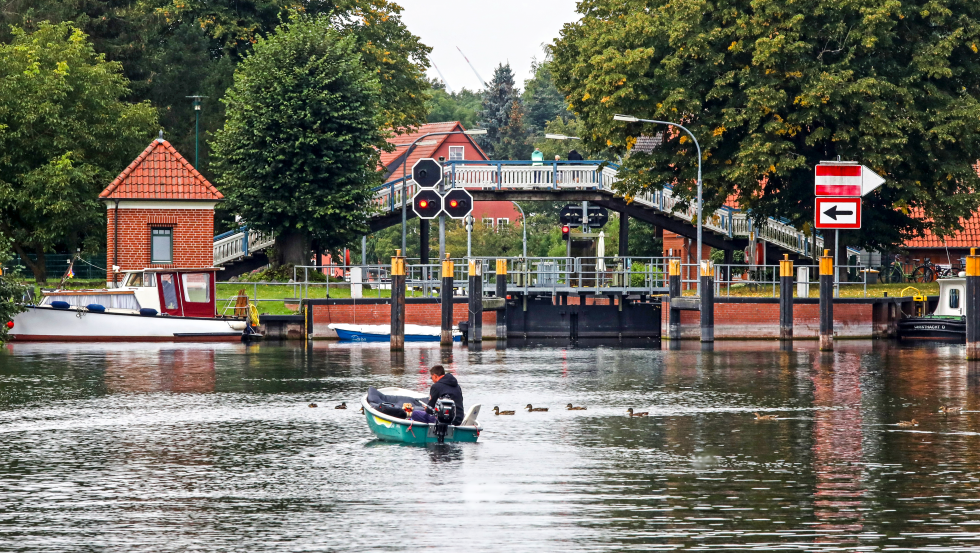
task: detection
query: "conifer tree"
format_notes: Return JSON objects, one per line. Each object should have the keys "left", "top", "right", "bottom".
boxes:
{"left": 478, "top": 63, "right": 518, "bottom": 158}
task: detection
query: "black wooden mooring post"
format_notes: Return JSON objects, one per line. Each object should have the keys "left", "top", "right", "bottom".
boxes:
{"left": 420, "top": 220, "right": 429, "bottom": 265}
{"left": 779, "top": 254, "right": 794, "bottom": 341}
{"left": 468, "top": 259, "right": 483, "bottom": 343}
{"left": 440, "top": 254, "right": 454, "bottom": 346}
{"left": 668, "top": 259, "right": 681, "bottom": 341}
{"left": 496, "top": 259, "right": 507, "bottom": 341}
{"left": 390, "top": 249, "right": 406, "bottom": 351}
{"left": 819, "top": 249, "right": 834, "bottom": 351}
{"left": 967, "top": 248, "right": 980, "bottom": 360}
{"left": 700, "top": 260, "right": 714, "bottom": 342}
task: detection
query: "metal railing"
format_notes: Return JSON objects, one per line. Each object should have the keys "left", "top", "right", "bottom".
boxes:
{"left": 697, "top": 263, "right": 884, "bottom": 298}
{"left": 214, "top": 226, "right": 275, "bottom": 266}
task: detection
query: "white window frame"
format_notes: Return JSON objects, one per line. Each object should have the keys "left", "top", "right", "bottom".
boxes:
{"left": 448, "top": 146, "right": 464, "bottom": 161}
{"left": 482, "top": 217, "right": 494, "bottom": 229}
{"left": 497, "top": 218, "right": 509, "bottom": 227}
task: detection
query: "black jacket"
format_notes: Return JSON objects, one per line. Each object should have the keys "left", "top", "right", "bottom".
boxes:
{"left": 428, "top": 373, "right": 465, "bottom": 425}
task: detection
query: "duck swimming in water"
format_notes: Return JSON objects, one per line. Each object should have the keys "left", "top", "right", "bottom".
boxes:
{"left": 897, "top": 419, "right": 919, "bottom": 427}
{"left": 493, "top": 406, "right": 515, "bottom": 415}
{"left": 525, "top": 404, "right": 548, "bottom": 412}
{"left": 627, "top": 408, "right": 648, "bottom": 417}
{"left": 566, "top": 403, "right": 587, "bottom": 410}
{"left": 940, "top": 405, "right": 962, "bottom": 414}
{"left": 754, "top": 412, "right": 778, "bottom": 421}
{"left": 335, "top": 402, "right": 347, "bottom": 410}
{"left": 308, "top": 403, "right": 318, "bottom": 408}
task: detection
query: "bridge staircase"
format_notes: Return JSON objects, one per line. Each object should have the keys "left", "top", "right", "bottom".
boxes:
{"left": 213, "top": 226, "right": 275, "bottom": 279}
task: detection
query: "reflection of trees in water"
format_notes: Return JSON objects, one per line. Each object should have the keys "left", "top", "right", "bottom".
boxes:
{"left": 104, "top": 348, "right": 215, "bottom": 394}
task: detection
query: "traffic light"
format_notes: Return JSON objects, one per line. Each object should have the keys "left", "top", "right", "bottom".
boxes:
{"left": 442, "top": 189, "right": 473, "bottom": 219}
{"left": 412, "top": 189, "right": 442, "bottom": 219}
{"left": 561, "top": 225, "right": 570, "bottom": 241}
{"left": 412, "top": 158, "right": 442, "bottom": 188}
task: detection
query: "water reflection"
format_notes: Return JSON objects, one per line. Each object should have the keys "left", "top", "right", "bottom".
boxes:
{"left": 0, "top": 340, "right": 979, "bottom": 550}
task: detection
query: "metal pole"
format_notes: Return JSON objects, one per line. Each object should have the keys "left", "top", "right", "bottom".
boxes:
{"left": 581, "top": 200, "right": 589, "bottom": 233}
{"left": 466, "top": 215, "right": 472, "bottom": 258}
{"left": 511, "top": 202, "right": 527, "bottom": 258}
{"left": 834, "top": 229, "right": 840, "bottom": 298}
{"left": 361, "top": 235, "right": 366, "bottom": 265}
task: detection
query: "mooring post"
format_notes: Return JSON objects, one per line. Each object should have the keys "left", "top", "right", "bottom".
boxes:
{"left": 441, "top": 254, "right": 454, "bottom": 346}
{"left": 819, "top": 249, "right": 834, "bottom": 351}
{"left": 966, "top": 248, "right": 980, "bottom": 360}
{"left": 700, "top": 260, "right": 714, "bottom": 342}
{"left": 468, "top": 259, "right": 483, "bottom": 343}
{"left": 420, "top": 219, "right": 430, "bottom": 265}
{"left": 496, "top": 259, "right": 508, "bottom": 341}
{"left": 390, "top": 249, "right": 406, "bottom": 351}
{"left": 779, "top": 254, "right": 794, "bottom": 341}
{"left": 668, "top": 259, "right": 681, "bottom": 341}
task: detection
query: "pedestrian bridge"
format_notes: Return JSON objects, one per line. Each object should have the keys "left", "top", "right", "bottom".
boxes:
{"left": 370, "top": 160, "right": 823, "bottom": 258}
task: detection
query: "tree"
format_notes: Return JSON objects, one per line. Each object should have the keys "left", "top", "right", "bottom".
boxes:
{"left": 0, "top": 22, "right": 158, "bottom": 283}
{"left": 0, "top": 235, "right": 25, "bottom": 343}
{"left": 551, "top": 0, "right": 980, "bottom": 253}
{"left": 497, "top": 99, "right": 532, "bottom": 160}
{"left": 211, "top": 14, "right": 384, "bottom": 267}
{"left": 426, "top": 81, "right": 483, "bottom": 128}
{"left": 523, "top": 58, "right": 569, "bottom": 134}
{"left": 478, "top": 63, "right": 521, "bottom": 158}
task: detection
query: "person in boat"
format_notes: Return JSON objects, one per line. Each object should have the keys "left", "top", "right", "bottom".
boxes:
{"left": 410, "top": 365, "right": 465, "bottom": 425}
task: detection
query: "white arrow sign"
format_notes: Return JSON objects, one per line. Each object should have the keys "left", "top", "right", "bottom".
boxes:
{"left": 815, "top": 162, "right": 885, "bottom": 196}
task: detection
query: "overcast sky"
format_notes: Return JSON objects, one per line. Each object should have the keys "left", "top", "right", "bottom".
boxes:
{"left": 395, "top": 0, "right": 581, "bottom": 93}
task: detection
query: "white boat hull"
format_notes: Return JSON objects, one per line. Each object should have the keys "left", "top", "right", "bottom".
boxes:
{"left": 10, "top": 306, "right": 245, "bottom": 342}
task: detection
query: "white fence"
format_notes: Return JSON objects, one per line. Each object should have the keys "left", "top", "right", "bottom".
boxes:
{"left": 214, "top": 228, "right": 275, "bottom": 266}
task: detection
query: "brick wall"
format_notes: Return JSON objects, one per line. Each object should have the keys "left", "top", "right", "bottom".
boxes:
{"left": 310, "top": 300, "right": 497, "bottom": 339}
{"left": 106, "top": 207, "right": 214, "bottom": 283}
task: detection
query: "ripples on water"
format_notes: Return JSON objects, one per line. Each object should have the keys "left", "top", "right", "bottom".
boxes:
{"left": 1, "top": 340, "right": 979, "bottom": 551}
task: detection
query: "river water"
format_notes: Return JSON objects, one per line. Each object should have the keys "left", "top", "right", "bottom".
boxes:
{"left": 0, "top": 340, "right": 979, "bottom": 551}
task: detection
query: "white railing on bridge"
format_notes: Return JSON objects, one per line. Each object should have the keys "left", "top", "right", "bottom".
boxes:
{"left": 371, "top": 160, "right": 826, "bottom": 258}
{"left": 214, "top": 227, "right": 275, "bottom": 266}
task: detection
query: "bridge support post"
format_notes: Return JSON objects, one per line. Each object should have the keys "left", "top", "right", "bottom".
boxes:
{"left": 468, "top": 259, "right": 483, "bottom": 343}
{"left": 441, "top": 255, "right": 454, "bottom": 346}
{"left": 779, "top": 254, "right": 794, "bottom": 341}
{"left": 420, "top": 220, "right": 430, "bottom": 264}
{"left": 668, "top": 259, "right": 681, "bottom": 341}
{"left": 700, "top": 260, "right": 714, "bottom": 342}
{"left": 967, "top": 249, "right": 980, "bottom": 360}
{"left": 390, "top": 249, "right": 406, "bottom": 351}
{"left": 819, "top": 249, "right": 834, "bottom": 351}
{"left": 619, "top": 213, "right": 629, "bottom": 257}
{"left": 496, "top": 259, "right": 508, "bottom": 341}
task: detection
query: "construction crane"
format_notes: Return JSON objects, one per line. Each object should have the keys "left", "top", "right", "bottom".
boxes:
{"left": 456, "top": 46, "right": 488, "bottom": 89}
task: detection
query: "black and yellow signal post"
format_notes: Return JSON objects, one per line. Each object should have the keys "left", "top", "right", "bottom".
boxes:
{"left": 496, "top": 259, "right": 508, "bottom": 341}
{"left": 468, "top": 259, "right": 483, "bottom": 343}
{"left": 779, "top": 254, "right": 794, "bottom": 341}
{"left": 390, "top": 249, "right": 406, "bottom": 351}
{"left": 441, "top": 254, "right": 454, "bottom": 346}
{"left": 700, "top": 261, "right": 714, "bottom": 342}
{"left": 967, "top": 248, "right": 980, "bottom": 360}
{"left": 819, "top": 249, "right": 834, "bottom": 351}
{"left": 668, "top": 259, "right": 681, "bottom": 341}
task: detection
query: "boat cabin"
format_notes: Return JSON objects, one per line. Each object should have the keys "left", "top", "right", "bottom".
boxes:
{"left": 934, "top": 278, "right": 966, "bottom": 317}
{"left": 40, "top": 268, "right": 222, "bottom": 318}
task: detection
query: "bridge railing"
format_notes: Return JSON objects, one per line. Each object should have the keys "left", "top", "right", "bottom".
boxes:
{"left": 214, "top": 226, "right": 275, "bottom": 266}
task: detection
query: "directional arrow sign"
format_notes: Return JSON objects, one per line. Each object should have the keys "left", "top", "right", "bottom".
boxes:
{"left": 815, "top": 162, "right": 885, "bottom": 196}
{"left": 815, "top": 197, "right": 861, "bottom": 229}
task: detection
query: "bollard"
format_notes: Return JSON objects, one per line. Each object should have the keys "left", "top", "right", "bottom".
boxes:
{"left": 779, "top": 254, "right": 794, "bottom": 341}
{"left": 496, "top": 259, "right": 508, "bottom": 341}
{"left": 390, "top": 249, "right": 406, "bottom": 351}
{"left": 819, "top": 249, "right": 833, "bottom": 351}
{"left": 967, "top": 248, "right": 980, "bottom": 360}
{"left": 441, "top": 254, "right": 454, "bottom": 346}
{"left": 468, "top": 259, "right": 483, "bottom": 343}
{"left": 668, "top": 259, "right": 681, "bottom": 341}
{"left": 700, "top": 260, "right": 714, "bottom": 342}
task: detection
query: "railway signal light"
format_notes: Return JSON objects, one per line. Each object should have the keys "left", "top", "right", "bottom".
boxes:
{"left": 561, "top": 225, "right": 570, "bottom": 241}
{"left": 442, "top": 189, "right": 473, "bottom": 219}
{"left": 412, "top": 158, "right": 443, "bottom": 188}
{"left": 412, "top": 189, "right": 442, "bottom": 219}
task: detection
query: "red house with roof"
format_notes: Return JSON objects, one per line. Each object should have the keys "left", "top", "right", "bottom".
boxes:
{"left": 380, "top": 121, "right": 521, "bottom": 228}
{"left": 899, "top": 209, "right": 980, "bottom": 270}
{"left": 100, "top": 135, "right": 223, "bottom": 286}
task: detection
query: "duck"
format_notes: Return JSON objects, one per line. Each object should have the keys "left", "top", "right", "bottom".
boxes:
{"left": 525, "top": 404, "right": 548, "bottom": 412}
{"left": 897, "top": 419, "right": 919, "bottom": 427}
{"left": 335, "top": 402, "right": 347, "bottom": 410}
{"left": 493, "top": 406, "right": 515, "bottom": 415}
{"left": 566, "top": 403, "right": 587, "bottom": 411}
{"left": 308, "top": 403, "right": 318, "bottom": 408}
{"left": 754, "top": 412, "right": 778, "bottom": 421}
{"left": 359, "top": 406, "right": 364, "bottom": 414}
{"left": 627, "top": 408, "right": 648, "bottom": 417}
{"left": 940, "top": 405, "right": 962, "bottom": 414}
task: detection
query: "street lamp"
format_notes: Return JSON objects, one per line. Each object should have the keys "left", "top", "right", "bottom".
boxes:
{"left": 398, "top": 128, "right": 487, "bottom": 255}
{"left": 544, "top": 133, "right": 581, "bottom": 140}
{"left": 511, "top": 201, "right": 527, "bottom": 258}
{"left": 613, "top": 113, "right": 703, "bottom": 296}
{"left": 186, "top": 95, "right": 207, "bottom": 168}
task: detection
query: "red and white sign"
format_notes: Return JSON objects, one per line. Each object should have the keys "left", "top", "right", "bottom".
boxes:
{"left": 815, "top": 162, "right": 885, "bottom": 196}
{"left": 815, "top": 197, "right": 861, "bottom": 229}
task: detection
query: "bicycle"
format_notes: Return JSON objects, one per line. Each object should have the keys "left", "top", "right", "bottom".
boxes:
{"left": 878, "top": 260, "right": 912, "bottom": 284}
{"left": 910, "top": 260, "right": 957, "bottom": 283}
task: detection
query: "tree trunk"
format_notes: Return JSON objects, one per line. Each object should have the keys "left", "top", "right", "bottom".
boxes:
{"left": 274, "top": 231, "right": 310, "bottom": 268}
{"left": 10, "top": 242, "right": 46, "bottom": 284}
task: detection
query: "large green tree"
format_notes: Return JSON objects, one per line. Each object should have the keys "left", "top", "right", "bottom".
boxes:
{"left": 211, "top": 14, "right": 384, "bottom": 267}
{"left": 478, "top": 63, "right": 521, "bottom": 158}
{"left": 0, "top": 236, "right": 25, "bottom": 342}
{"left": 0, "top": 22, "right": 158, "bottom": 283}
{"left": 523, "top": 58, "right": 570, "bottom": 134}
{"left": 426, "top": 80, "right": 482, "bottom": 128}
{"left": 552, "top": 0, "right": 980, "bottom": 252}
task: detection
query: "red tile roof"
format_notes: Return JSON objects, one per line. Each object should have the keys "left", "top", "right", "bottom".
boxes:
{"left": 380, "top": 122, "right": 489, "bottom": 180}
{"left": 904, "top": 208, "right": 980, "bottom": 249}
{"left": 100, "top": 138, "right": 223, "bottom": 201}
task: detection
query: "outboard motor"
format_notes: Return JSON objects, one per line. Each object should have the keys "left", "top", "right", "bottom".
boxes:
{"left": 433, "top": 397, "right": 456, "bottom": 443}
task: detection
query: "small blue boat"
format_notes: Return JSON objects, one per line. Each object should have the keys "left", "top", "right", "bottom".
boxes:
{"left": 329, "top": 324, "right": 460, "bottom": 343}
{"left": 361, "top": 387, "right": 482, "bottom": 444}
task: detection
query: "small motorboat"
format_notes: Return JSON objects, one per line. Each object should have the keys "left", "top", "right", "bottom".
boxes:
{"left": 329, "top": 323, "right": 460, "bottom": 342}
{"left": 898, "top": 278, "right": 966, "bottom": 341}
{"left": 361, "top": 387, "right": 481, "bottom": 444}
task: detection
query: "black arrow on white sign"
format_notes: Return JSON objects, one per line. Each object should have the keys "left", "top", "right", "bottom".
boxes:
{"left": 823, "top": 205, "right": 854, "bottom": 220}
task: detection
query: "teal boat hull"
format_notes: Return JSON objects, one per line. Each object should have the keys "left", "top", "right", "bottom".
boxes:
{"left": 361, "top": 398, "right": 481, "bottom": 444}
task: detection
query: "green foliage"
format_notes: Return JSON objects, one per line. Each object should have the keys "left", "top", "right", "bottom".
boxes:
{"left": 478, "top": 63, "right": 521, "bottom": 158}
{"left": 0, "top": 235, "right": 26, "bottom": 343}
{"left": 239, "top": 264, "right": 329, "bottom": 283}
{"left": 212, "top": 14, "right": 384, "bottom": 265}
{"left": 523, "top": 58, "right": 569, "bottom": 133}
{"left": 426, "top": 81, "right": 482, "bottom": 128}
{"left": 552, "top": 0, "right": 980, "bottom": 251}
{"left": 497, "top": 99, "right": 532, "bottom": 160}
{"left": 0, "top": 22, "right": 158, "bottom": 283}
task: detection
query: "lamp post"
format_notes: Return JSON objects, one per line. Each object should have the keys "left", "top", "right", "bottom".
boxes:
{"left": 511, "top": 201, "right": 527, "bottom": 258}
{"left": 186, "top": 95, "right": 207, "bottom": 168}
{"left": 613, "top": 114, "right": 703, "bottom": 296}
{"left": 398, "top": 128, "right": 487, "bottom": 256}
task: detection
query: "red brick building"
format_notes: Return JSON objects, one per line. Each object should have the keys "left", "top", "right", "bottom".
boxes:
{"left": 380, "top": 121, "right": 522, "bottom": 226}
{"left": 100, "top": 137, "right": 223, "bottom": 286}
